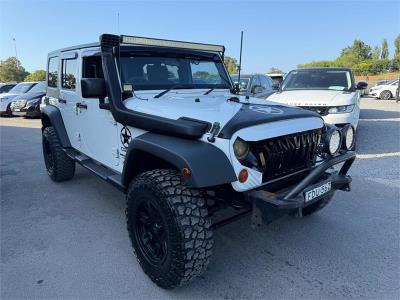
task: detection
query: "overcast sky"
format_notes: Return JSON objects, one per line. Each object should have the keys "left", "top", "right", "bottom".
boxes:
{"left": 0, "top": 0, "right": 399, "bottom": 73}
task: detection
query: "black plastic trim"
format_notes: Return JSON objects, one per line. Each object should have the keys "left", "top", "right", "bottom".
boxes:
{"left": 41, "top": 105, "right": 71, "bottom": 148}
{"left": 122, "top": 132, "right": 237, "bottom": 188}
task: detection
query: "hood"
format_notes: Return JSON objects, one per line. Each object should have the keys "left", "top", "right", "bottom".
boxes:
{"left": 267, "top": 89, "right": 356, "bottom": 106}
{"left": 0, "top": 93, "right": 19, "bottom": 101}
{"left": 12, "top": 92, "right": 45, "bottom": 101}
{"left": 124, "top": 90, "right": 321, "bottom": 132}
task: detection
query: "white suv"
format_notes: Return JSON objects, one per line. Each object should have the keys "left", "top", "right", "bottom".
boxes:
{"left": 267, "top": 68, "right": 367, "bottom": 129}
{"left": 41, "top": 34, "right": 356, "bottom": 289}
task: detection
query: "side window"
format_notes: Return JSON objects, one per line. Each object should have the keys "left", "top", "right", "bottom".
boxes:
{"left": 260, "top": 76, "right": 271, "bottom": 90}
{"left": 251, "top": 76, "right": 261, "bottom": 93}
{"left": 82, "top": 56, "right": 104, "bottom": 79}
{"left": 62, "top": 58, "right": 77, "bottom": 90}
{"left": 47, "top": 57, "right": 59, "bottom": 88}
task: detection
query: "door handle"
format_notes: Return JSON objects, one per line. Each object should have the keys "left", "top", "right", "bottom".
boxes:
{"left": 58, "top": 98, "right": 67, "bottom": 104}
{"left": 76, "top": 102, "right": 88, "bottom": 109}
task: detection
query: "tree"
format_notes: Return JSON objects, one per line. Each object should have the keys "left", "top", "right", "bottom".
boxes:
{"left": 0, "top": 57, "right": 29, "bottom": 82}
{"left": 24, "top": 70, "right": 46, "bottom": 82}
{"left": 267, "top": 67, "right": 283, "bottom": 74}
{"left": 394, "top": 34, "right": 400, "bottom": 57}
{"left": 381, "top": 38, "right": 389, "bottom": 59}
{"left": 223, "top": 56, "right": 238, "bottom": 74}
{"left": 372, "top": 46, "right": 381, "bottom": 60}
{"left": 338, "top": 39, "right": 372, "bottom": 66}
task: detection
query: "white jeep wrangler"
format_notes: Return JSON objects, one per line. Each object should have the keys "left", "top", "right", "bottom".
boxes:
{"left": 41, "top": 34, "right": 356, "bottom": 289}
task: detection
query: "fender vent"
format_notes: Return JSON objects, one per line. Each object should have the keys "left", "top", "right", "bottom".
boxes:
{"left": 250, "top": 129, "right": 321, "bottom": 182}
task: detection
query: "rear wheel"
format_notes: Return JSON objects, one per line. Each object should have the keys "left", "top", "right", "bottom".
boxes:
{"left": 379, "top": 90, "right": 392, "bottom": 100}
{"left": 126, "top": 169, "right": 213, "bottom": 289}
{"left": 42, "top": 126, "right": 75, "bottom": 181}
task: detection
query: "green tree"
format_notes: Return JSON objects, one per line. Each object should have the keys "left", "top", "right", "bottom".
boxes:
{"left": 24, "top": 70, "right": 46, "bottom": 82}
{"left": 394, "top": 34, "right": 400, "bottom": 57}
{"left": 338, "top": 39, "right": 372, "bottom": 66}
{"left": 0, "top": 57, "right": 29, "bottom": 82}
{"left": 381, "top": 38, "right": 389, "bottom": 59}
{"left": 224, "top": 56, "right": 239, "bottom": 74}
{"left": 372, "top": 46, "right": 381, "bottom": 60}
{"left": 267, "top": 67, "right": 283, "bottom": 74}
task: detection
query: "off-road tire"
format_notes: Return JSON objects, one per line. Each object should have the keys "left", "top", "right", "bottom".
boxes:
{"left": 126, "top": 169, "right": 213, "bottom": 289}
{"left": 42, "top": 126, "right": 75, "bottom": 181}
{"left": 379, "top": 90, "right": 392, "bottom": 100}
{"left": 301, "top": 193, "right": 334, "bottom": 216}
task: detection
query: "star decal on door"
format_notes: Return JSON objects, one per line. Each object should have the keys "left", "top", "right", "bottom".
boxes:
{"left": 120, "top": 126, "right": 132, "bottom": 148}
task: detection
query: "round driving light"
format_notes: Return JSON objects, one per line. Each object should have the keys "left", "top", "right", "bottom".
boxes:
{"left": 238, "top": 169, "right": 248, "bottom": 183}
{"left": 329, "top": 130, "right": 341, "bottom": 155}
{"left": 233, "top": 138, "right": 249, "bottom": 160}
{"left": 343, "top": 125, "right": 355, "bottom": 150}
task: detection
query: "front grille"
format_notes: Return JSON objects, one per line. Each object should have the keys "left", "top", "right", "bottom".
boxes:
{"left": 299, "top": 106, "right": 330, "bottom": 116}
{"left": 249, "top": 129, "right": 321, "bottom": 182}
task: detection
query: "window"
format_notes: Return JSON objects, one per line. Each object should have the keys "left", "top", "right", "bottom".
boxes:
{"left": 82, "top": 56, "right": 104, "bottom": 79}
{"left": 62, "top": 58, "right": 77, "bottom": 89}
{"left": 191, "top": 61, "right": 223, "bottom": 85}
{"left": 259, "top": 76, "right": 271, "bottom": 91}
{"left": 48, "top": 57, "right": 59, "bottom": 88}
{"left": 251, "top": 76, "right": 261, "bottom": 93}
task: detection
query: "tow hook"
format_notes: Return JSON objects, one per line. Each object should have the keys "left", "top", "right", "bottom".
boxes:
{"left": 207, "top": 122, "right": 220, "bottom": 143}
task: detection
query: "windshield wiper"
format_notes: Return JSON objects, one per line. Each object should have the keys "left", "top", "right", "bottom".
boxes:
{"left": 204, "top": 88, "right": 215, "bottom": 95}
{"left": 154, "top": 85, "right": 186, "bottom": 98}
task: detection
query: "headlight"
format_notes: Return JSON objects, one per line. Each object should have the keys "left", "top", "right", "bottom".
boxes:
{"left": 26, "top": 98, "right": 39, "bottom": 106}
{"left": 233, "top": 138, "right": 249, "bottom": 160}
{"left": 342, "top": 125, "right": 355, "bottom": 150}
{"left": 323, "top": 128, "right": 341, "bottom": 155}
{"left": 328, "top": 105, "right": 354, "bottom": 114}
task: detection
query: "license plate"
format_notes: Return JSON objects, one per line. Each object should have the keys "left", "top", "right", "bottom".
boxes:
{"left": 304, "top": 182, "right": 332, "bottom": 202}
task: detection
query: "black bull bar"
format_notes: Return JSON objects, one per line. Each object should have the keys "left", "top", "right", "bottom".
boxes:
{"left": 246, "top": 151, "right": 356, "bottom": 222}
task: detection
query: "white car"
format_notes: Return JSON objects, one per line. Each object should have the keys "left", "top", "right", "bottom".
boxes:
{"left": 0, "top": 82, "right": 38, "bottom": 116}
{"left": 267, "top": 68, "right": 367, "bottom": 129}
{"left": 40, "top": 34, "right": 356, "bottom": 289}
{"left": 368, "top": 79, "right": 399, "bottom": 100}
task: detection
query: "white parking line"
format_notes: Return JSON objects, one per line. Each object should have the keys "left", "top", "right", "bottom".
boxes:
{"left": 359, "top": 118, "right": 400, "bottom": 122}
{"left": 357, "top": 152, "right": 400, "bottom": 159}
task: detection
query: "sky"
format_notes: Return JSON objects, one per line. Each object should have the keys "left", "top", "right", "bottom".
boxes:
{"left": 0, "top": 0, "right": 399, "bottom": 74}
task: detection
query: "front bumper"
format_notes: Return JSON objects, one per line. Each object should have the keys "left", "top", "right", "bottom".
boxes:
{"left": 11, "top": 106, "right": 41, "bottom": 118}
{"left": 246, "top": 151, "right": 355, "bottom": 216}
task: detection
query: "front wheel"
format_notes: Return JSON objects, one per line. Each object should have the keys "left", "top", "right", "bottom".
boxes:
{"left": 379, "top": 90, "right": 392, "bottom": 100}
{"left": 126, "top": 169, "right": 213, "bottom": 289}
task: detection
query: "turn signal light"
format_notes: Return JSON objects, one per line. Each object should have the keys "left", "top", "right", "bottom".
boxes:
{"left": 181, "top": 167, "right": 191, "bottom": 178}
{"left": 238, "top": 169, "right": 248, "bottom": 183}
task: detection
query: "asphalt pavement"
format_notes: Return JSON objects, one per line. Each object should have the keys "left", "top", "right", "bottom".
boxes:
{"left": 1, "top": 98, "right": 399, "bottom": 299}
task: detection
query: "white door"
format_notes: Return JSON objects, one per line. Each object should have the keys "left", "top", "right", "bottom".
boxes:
{"left": 76, "top": 53, "right": 120, "bottom": 170}
{"left": 59, "top": 52, "right": 82, "bottom": 150}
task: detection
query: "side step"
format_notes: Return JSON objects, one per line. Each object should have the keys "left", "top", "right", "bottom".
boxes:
{"left": 64, "top": 149, "right": 126, "bottom": 192}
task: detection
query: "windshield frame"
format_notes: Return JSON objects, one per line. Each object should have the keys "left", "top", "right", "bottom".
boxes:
{"left": 116, "top": 46, "right": 233, "bottom": 91}
{"left": 281, "top": 69, "right": 355, "bottom": 92}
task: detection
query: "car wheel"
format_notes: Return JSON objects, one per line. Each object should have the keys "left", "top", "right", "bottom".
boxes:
{"left": 42, "top": 126, "right": 75, "bottom": 181}
{"left": 126, "top": 169, "right": 213, "bottom": 289}
{"left": 379, "top": 90, "right": 392, "bottom": 100}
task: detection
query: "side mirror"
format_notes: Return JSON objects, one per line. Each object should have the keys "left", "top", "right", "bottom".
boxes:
{"left": 272, "top": 82, "right": 280, "bottom": 90}
{"left": 356, "top": 81, "right": 368, "bottom": 90}
{"left": 81, "top": 78, "right": 106, "bottom": 98}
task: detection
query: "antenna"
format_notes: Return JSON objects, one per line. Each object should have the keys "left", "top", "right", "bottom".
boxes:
{"left": 237, "top": 31, "right": 243, "bottom": 93}
{"left": 12, "top": 38, "right": 18, "bottom": 61}
{"left": 117, "top": 12, "right": 120, "bottom": 35}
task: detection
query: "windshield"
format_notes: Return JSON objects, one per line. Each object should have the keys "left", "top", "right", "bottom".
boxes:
{"left": 8, "top": 82, "right": 36, "bottom": 94}
{"left": 231, "top": 76, "right": 250, "bottom": 91}
{"left": 119, "top": 53, "right": 231, "bottom": 91}
{"left": 28, "top": 82, "right": 45, "bottom": 93}
{"left": 282, "top": 69, "right": 353, "bottom": 91}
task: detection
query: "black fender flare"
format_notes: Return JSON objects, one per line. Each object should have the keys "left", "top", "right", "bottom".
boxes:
{"left": 41, "top": 105, "right": 71, "bottom": 148}
{"left": 122, "top": 133, "right": 237, "bottom": 188}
